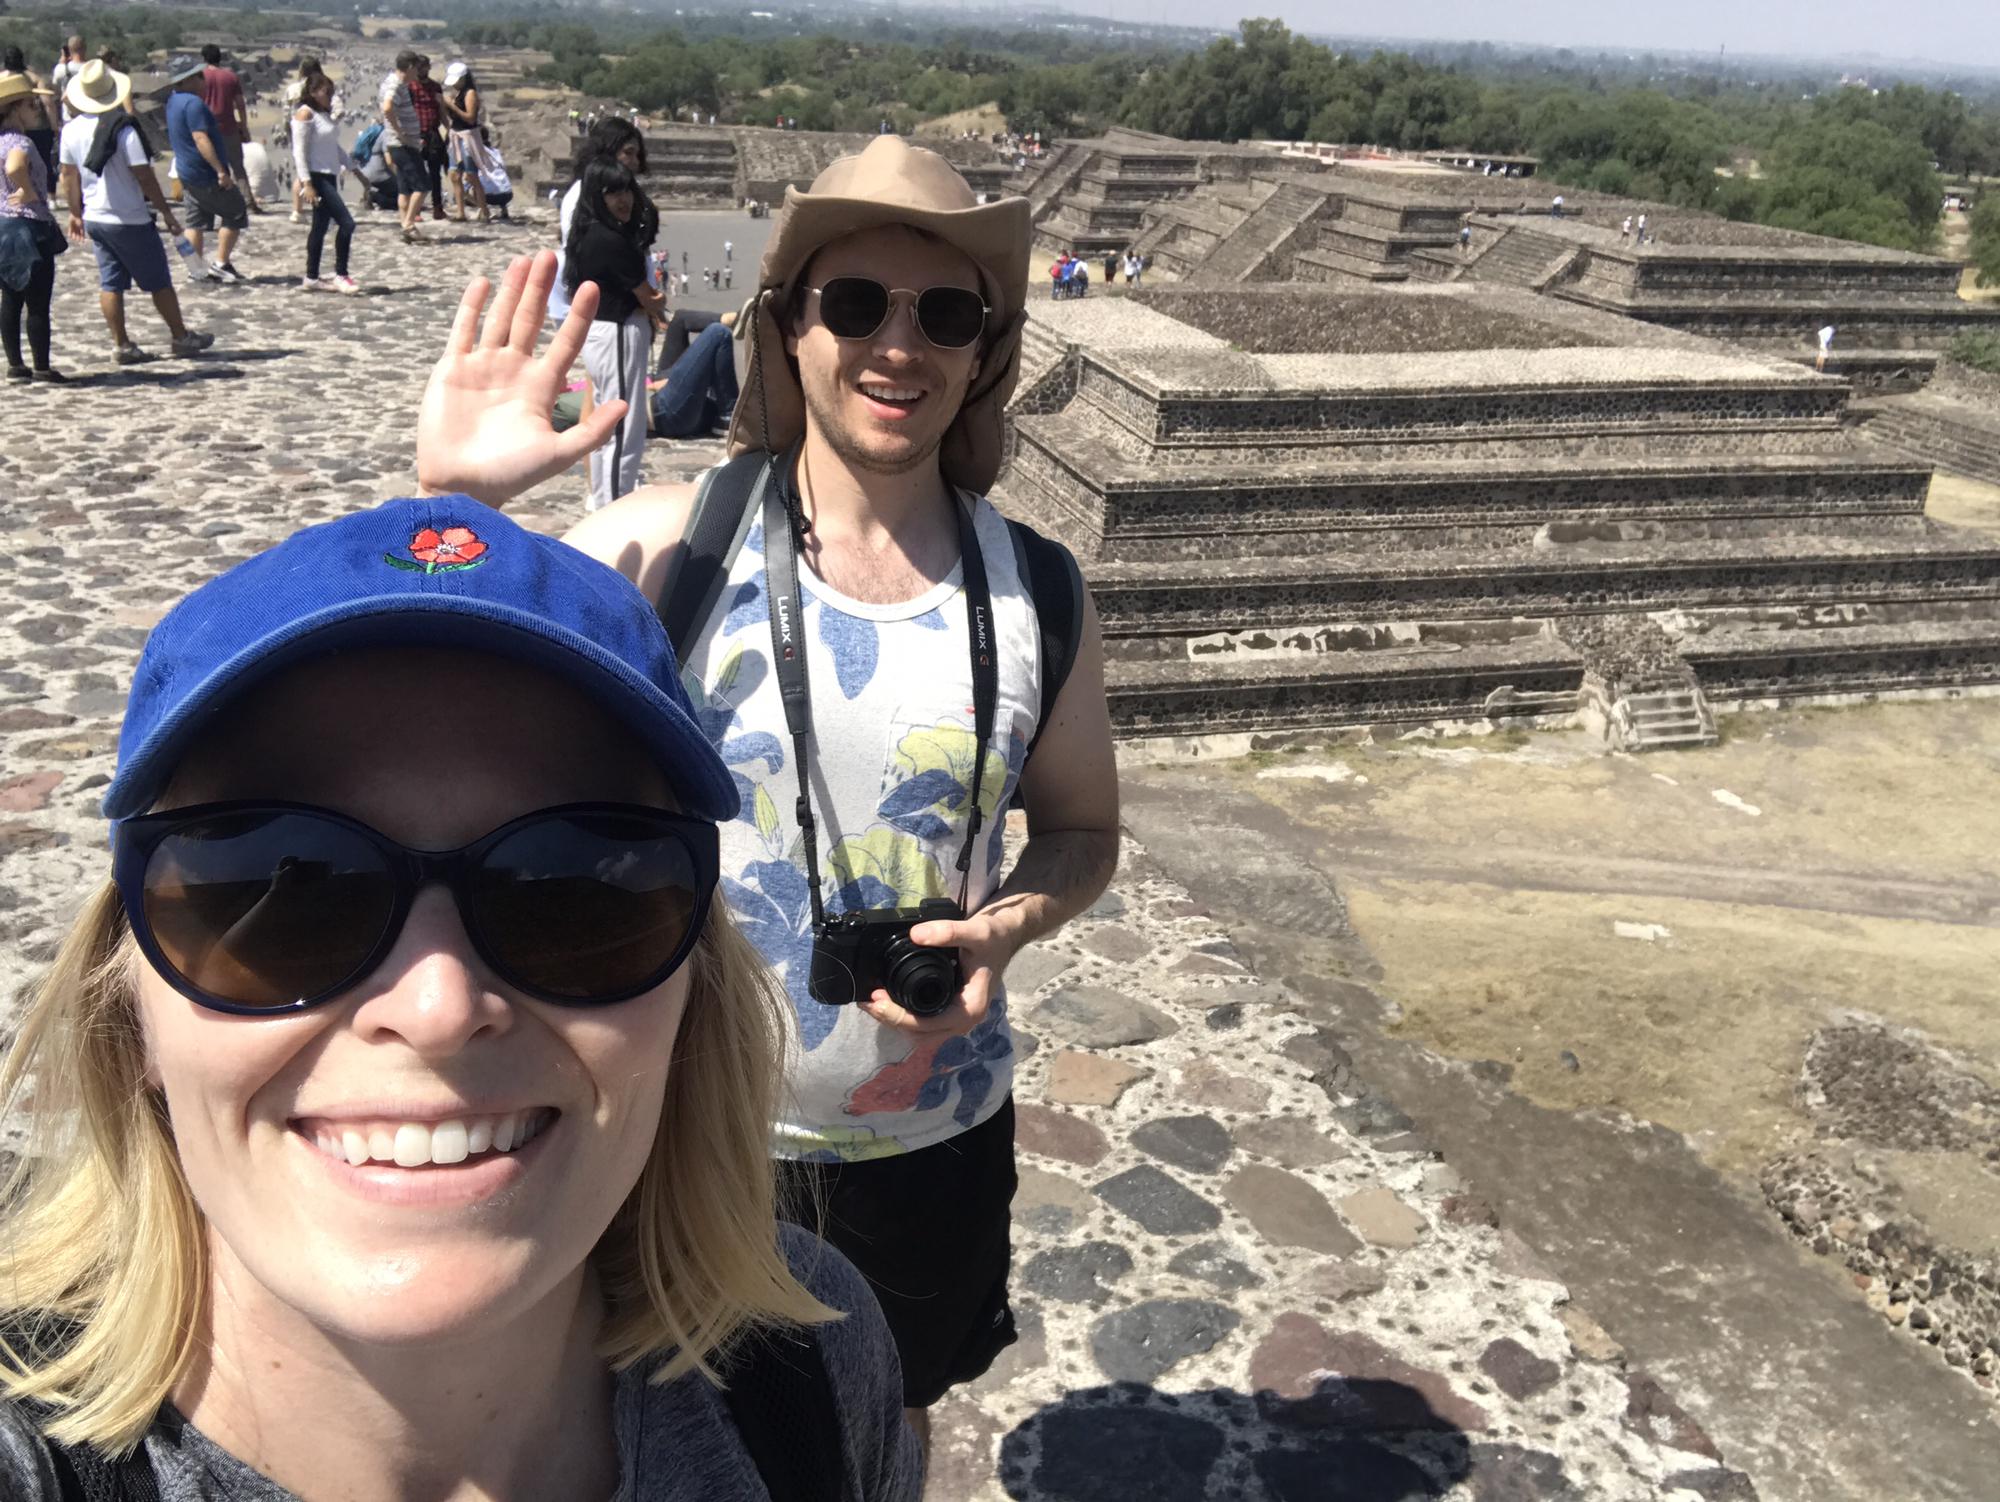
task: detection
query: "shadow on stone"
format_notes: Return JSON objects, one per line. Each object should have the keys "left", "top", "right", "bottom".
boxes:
{"left": 1000, "top": 1380, "right": 1473, "bottom": 1502}
{"left": 56, "top": 366, "right": 253, "bottom": 390}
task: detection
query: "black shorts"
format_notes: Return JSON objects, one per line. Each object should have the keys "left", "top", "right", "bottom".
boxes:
{"left": 776, "top": 1096, "right": 1018, "bottom": 1408}
{"left": 384, "top": 146, "right": 427, "bottom": 197}
{"left": 183, "top": 180, "right": 248, "bottom": 233}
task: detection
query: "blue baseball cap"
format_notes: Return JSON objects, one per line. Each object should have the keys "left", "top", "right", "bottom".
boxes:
{"left": 103, "top": 498, "right": 737, "bottom": 824}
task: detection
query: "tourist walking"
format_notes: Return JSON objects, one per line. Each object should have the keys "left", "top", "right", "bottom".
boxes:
{"left": 417, "top": 137, "right": 1119, "bottom": 1476}
{"left": 0, "top": 46, "right": 60, "bottom": 180}
{"left": 412, "top": 56, "right": 448, "bottom": 222}
{"left": 292, "top": 72, "right": 358, "bottom": 293}
{"left": 1816, "top": 323, "right": 1836, "bottom": 372}
{"left": 441, "top": 61, "right": 492, "bottom": 223}
{"left": 1636, "top": 212, "right": 1648, "bottom": 244}
{"left": 378, "top": 51, "right": 427, "bottom": 242}
{"left": 198, "top": 45, "right": 261, "bottom": 213}
{"left": 722, "top": 237, "right": 732, "bottom": 263}
{"left": 281, "top": 57, "right": 326, "bottom": 221}
{"left": 1621, "top": 214, "right": 1633, "bottom": 241}
{"left": 165, "top": 64, "right": 249, "bottom": 285}
{"left": 57, "top": 60, "right": 213, "bottom": 363}
{"left": 1104, "top": 248, "right": 1119, "bottom": 285}
{"left": 566, "top": 159, "right": 664, "bottom": 508}
{"left": 0, "top": 72, "right": 67, "bottom": 382}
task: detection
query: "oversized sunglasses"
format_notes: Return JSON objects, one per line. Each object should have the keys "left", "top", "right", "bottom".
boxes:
{"left": 808, "top": 276, "right": 988, "bottom": 350}
{"left": 112, "top": 802, "right": 719, "bottom": 1016}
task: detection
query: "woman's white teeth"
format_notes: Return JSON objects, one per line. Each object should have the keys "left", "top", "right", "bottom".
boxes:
{"left": 315, "top": 1110, "right": 551, "bottom": 1167}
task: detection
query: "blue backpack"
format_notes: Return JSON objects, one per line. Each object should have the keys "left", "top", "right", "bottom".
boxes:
{"left": 351, "top": 122, "right": 383, "bottom": 165}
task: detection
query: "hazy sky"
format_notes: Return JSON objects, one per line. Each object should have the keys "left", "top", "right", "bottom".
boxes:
{"left": 1088, "top": 0, "right": 2000, "bottom": 71}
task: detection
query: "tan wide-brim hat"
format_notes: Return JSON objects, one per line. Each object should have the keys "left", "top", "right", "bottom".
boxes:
{"left": 726, "top": 135, "right": 1031, "bottom": 495}
{"left": 0, "top": 74, "right": 56, "bottom": 109}
{"left": 66, "top": 58, "right": 132, "bottom": 116}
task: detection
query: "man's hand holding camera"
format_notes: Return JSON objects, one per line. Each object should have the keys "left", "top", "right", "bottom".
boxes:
{"left": 859, "top": 898, "right": 1026, "bottom": 1037}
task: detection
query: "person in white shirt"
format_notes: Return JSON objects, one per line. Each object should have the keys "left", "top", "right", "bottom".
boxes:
{"left": 292, "top": 71, "right": 359, "bottom": 293}
{"left": 47, "top": 34, "right": 84, "bottom": 123}
{"left": 55, "top": 60, "right": 212, "bottom": 363}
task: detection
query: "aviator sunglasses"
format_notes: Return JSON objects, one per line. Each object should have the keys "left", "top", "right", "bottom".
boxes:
{"left": 112, "top": 802, "right": 719, "bottom": 1016}
{"left": 808, "top": 276, "right": 989, "bottom": 350}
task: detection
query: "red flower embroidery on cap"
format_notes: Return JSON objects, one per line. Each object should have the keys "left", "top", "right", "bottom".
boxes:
{"left": 384, "top": 524, "right": 490, "bottom": 573}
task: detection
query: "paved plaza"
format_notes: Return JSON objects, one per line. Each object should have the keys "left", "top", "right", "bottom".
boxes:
{"left": 3, "top": 212, "right": 1996, "bottom": 1500}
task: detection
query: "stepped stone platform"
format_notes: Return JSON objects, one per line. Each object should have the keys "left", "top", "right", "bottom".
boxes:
{"left": 1512, "top": 214, "right": 2000, "bottom": 390}
{"left": 1854, "top": 358, "right": 2000, "bottom": 486}
{"left": 1032, "top": 130, "right": 1302, "bottom": 260}
{"left": 540, "top": 125, "right": 1011, "bottom": 208}
{"left": 1026, "top": 138, "right": 2000, "bottom": 393}
{"left": 992, "top": 284, "right": 2000, "bottom": 742}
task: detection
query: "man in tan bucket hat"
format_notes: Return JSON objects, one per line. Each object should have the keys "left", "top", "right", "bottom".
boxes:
{"left": 419, "top": 135, "right": 1120, "bottom": 1460}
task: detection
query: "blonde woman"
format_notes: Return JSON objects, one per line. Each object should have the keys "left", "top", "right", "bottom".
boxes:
{"left": 0, "top": 469, "right": 920, "bottom": 1489}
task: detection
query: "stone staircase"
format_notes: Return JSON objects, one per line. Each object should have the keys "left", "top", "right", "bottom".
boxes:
{"left": 1854, "top": 394, "right": 2000, "bottom": 487}
{"left": 1186, "top": 182, "right": 1334, "bottom": 284}
{"left": 1026, "top": 142, "right": 1092, "bottom": 222}
{"left": 1620, "top": 681, "right": 1719, "bottom": 749}
{"left": 1464, "top": 223, "right": 1582, "bottom": 291}
{"left": 993, "top": 288, "right": 2000, "bottom": 741}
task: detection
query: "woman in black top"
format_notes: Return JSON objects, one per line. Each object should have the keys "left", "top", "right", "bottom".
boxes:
{"left": 567, "top": 159, "right": 665, "bottom": 511}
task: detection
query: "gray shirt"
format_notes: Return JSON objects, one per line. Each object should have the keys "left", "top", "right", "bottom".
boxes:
{"left": 0, "top": 1227, "right": 920, "bottom": 1501}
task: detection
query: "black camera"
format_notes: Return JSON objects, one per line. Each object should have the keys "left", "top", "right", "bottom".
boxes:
{"left": 809, "top": 898, "right": 963, "bottom": 1017}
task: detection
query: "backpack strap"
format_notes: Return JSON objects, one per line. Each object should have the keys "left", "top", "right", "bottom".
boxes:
{"left": 721, "top": 1327, "right": 849, "bottom": 1502}
{"left": 42, "top": 1435, "right": 157, "bottom": 1502}
{"left": 656, "top": 450, "right": 776, "bottom": 662}
{"left": 1005, "top": 517, "right": 1087, "bottom": 761}
{"left": 1, "top": 1314, "right": 160, "bottom": 1502}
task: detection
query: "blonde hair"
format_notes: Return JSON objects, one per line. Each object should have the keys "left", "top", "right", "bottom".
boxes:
{"left": 0, "top": 881, "right": 834, "bottom": 1456}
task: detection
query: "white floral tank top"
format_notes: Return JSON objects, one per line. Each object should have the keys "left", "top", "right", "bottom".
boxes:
{"left": 679, "top": 489, "right": 1042, "bottom": 1161}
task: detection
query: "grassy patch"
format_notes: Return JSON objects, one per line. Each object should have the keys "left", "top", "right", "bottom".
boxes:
{"left": 1949, "top": 331, "right": 2000, "bottom": 375}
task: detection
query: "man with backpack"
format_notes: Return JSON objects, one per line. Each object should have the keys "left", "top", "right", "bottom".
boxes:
{"left": 415, "top": 137, "right": 1119, "bottom": 1469}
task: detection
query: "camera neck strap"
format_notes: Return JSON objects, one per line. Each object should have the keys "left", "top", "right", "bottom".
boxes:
{"left": 763, "top": 462, "right": 998, "bottom": 930}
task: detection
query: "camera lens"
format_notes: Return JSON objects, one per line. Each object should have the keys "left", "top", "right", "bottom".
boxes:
{"left": 884, "top": 937, "right": 957, "bottom": 1017}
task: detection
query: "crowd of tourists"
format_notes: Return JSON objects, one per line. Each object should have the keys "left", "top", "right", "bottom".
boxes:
{"left": 0, "top": 40, "right": 526, "bottom": 379}
{"left": 0, "top": 127, "right": 1119, "bottom": 1502}
{"left": 1045, "top": 246, "right": 1148, "bottom": 298}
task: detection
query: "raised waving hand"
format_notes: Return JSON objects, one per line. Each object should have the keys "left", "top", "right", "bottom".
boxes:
{"left": 417, "top": 250, "right": 626, "bottom": 508}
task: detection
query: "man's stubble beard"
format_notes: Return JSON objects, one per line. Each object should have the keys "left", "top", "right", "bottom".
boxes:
{"left": 799, "top": 363, "right": 958, "bottom": 479}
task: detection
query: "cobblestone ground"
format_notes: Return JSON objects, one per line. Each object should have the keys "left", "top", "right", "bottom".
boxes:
{"left": 1, "top": 219, "right": 1751, "bottom": 1499}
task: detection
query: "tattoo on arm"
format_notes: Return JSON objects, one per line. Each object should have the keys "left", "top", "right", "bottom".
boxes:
{"left": 979, "top": 827, "right": 1120, "bottom": 950}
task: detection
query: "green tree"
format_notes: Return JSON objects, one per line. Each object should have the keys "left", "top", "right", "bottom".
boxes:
{"left": 1970, "top": 196, "right": 2000, "bottom": 288}
{"left": 1761, "top": 116, "right": 1942, "bottom": 250}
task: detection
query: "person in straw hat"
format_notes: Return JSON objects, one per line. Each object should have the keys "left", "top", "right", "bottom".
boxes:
{"left": 1, "top": 70, "right": 69, "bottom": 381}
{"left": 415, "top": 134, "right": 1120, "bottom": 1461}
{"left": 56, "top": 58, "right": 213, "bottom": 363}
